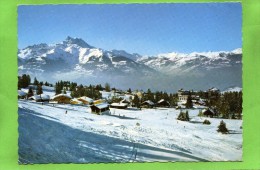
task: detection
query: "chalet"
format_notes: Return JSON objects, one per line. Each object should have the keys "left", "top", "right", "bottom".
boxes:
{"left": 29, "top": 94, "right": 50, "bottom": 102}
{"left": 18, "top": 90, "right": 27, "bottom": 99}
{"left": 194, "top": 99, "right": 206, "bottom": 106}
{"left": 202, "top": 108, "right": 215, "bottom": 118}
{"left": 77, "top": 96, "right": 94, "bottom": 105}
{"left": 90, "top": 103, "right": 110, "bottom": 115}
{"left": 157, "top": 99, "right": 170, "bottom": 107}
{"left": 51, "top": 94, "right": 72, "bottom": 104}
{"left": 70, "top": 98, "right": 83, "bottom": 105}
{"left": 110, "top": 102, "right": 128, "bottom": 109}
{"left": 141, "top": 100, "right": 155, "bottom": 108}
{"left": 120, "top": 99, "right": 131, "bottom": 105}
{"left": 177, "top": 89, "right": 190, "bottom": 102}
{"left": 93, "top": 99, "right": 105, "bottom": 105}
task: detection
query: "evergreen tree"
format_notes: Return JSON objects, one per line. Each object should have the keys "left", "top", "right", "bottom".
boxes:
{"left": 36, "top": 85, "right": 43, "bottom": 95}
{"left": 203, "top": 119, "right": 211, "bottom": 125}
{"left": 155, "top": 91, "right": 162, "bottom": 102}
{"left": 127, "top": 88, "right": 132, "bottom": 94}
{"left": 63, "top": 89, "right": 67, "bottom": 94}
{"left": 69, "top": 82, "right": 77, "bottom": 91}
{"left": 34, "top": 77, "right": 39, "bottom": 86}
{"left": 44, "top": 81, "right": 49, "bottom": 86}
{"left": 144, "top": 88, "right": 154, "bottom": 102}
{"left": 217, "top": 120, "right": 229, "bottom": 134}
{"left": 111, "top": 96, "right": 123, "bottom": 103}
{"left": 18, "top": 74, "right": 31, "bottom": 88}
{"left": 55, "top": 82, "right": 62, "bottom": 95}
{"left": 177, "top": 110, "right": 190, "bottom": 121}
{"left": 95, "top": 84, "right": 103, "bottom": 91}
{"left": 185, "top": 94, "right": 193, "bottom": 109}
{"left": 163, "top": 92, "right": 170, "bottom": 101}
{"left": 26, "top": 75, "right": 31, "bottom": 86}
{"left": 105, "top": 83, "right": 110, "bottom": 92}
{"left": 132, "top": 95, "right": 140, "bottom": 108}
{"left": 27, "top": 87, "right": 34, "bottom": 98}
{"left": 169, "top": 95, "right": 178, "bottom": 107}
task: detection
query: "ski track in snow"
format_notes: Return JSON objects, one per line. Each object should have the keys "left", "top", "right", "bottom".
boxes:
{"left": 18, "top": 99, "right": 242, "bottom": 163}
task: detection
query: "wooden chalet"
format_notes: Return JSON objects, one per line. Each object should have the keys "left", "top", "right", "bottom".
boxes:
{"left": 202, "top": 108, "right": 215, "bottom": 118}
{"left": 90, "top": 103, "right": 110, "bottom": 115}
{"left": 156, "top": 99, "right": 170, "bottom": 107}
{"left": 110, "top": 102, "right": 128, "bottom": 109}
{"left": 51, "top": 94, "right": 71, "bottom": 104}
{"left": 77, "top": 96, "right": 94, "bottom": 105}
{"left": 18, "top": 90, "right": 27, "bottom": 99}
{"left": 70, "top": 98, "right": 83, "bottom": 105}
{"left": 141, "top": 100, "right": 155, "bottom": 108}
{"left": 29, "top": 94, "right": 50, "bottom": 102}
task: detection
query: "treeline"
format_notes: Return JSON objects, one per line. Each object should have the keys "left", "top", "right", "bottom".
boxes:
{"left": 54, "top": 81, "right": 103, "bottom": 100}
{"left": 71, "top": 84, "right": 102, "bottom": 100}
{"left": 55, "top": 81, "right": 77, "bottom": 95}
{"left": 196, "top": 91, "right": 243, "bottom": 119}
{"left": 132, "top": 89, "right": 178, "bottom": 107}
{"left": 18, "top": 74, "right": 53, "bottom": 98}
{"left": 182, "top": 90, "right": 242, "bottom": 119}
{"left": 18, "top": 74, "right": 53, "bottom": 89}
{"left": 18, "top": 74, "right": 31, "bottom": 89}
{"left": 214, "top": 91, "right": 242, "bottom": 118}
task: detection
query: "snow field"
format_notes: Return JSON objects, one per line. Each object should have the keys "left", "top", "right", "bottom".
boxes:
{"left": 18, "top": 98, "right": 242, "bottom": 163}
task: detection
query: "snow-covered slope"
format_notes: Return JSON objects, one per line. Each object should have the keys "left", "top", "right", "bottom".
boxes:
{"left": 18, "top": 99, "right": 242, "bottom": 163}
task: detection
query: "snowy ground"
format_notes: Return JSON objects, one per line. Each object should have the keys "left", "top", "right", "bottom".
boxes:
{"left": 18, "top": 98, "right": 242, "bottom": 163}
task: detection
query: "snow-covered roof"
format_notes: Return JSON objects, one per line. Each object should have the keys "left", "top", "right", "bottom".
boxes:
{"left": 157, "top": 99, "right": 164, "bottom": 103}
{"left": 70, "top": 98, "right": 83, "bottom": 104}
{"left": 202, "top": 108, "right": 214, "bottom": 113}
{"left": 18, "top": 90, "right": 27, "bottom": 96}
{"left": 41, "top": 94, "right": 50, "bottom": 100}
{"left": 51, "top": 94, "right": 72, "bottom": 100}
{"left": 120, "top": 99, "right": 130, "bottom": 103}
{"left": 78, "top": 96, "right": 93, "bottom": 102}
{"left": 21, "top": 88, "right": 29, "bottom": 93}
{"left": 94, "top": 103, "right": 109, "bottom": 109}
{"left": 142, "top": 100, "right": 154, "bottom": 105}
{"left": 157, "top": 99, "right": 170, "bottom": 104}
{"left": 30, "top": 94, "right": 50, "bottom": 100}
{"left": 111, "top": 103, "right": 128, "bottom": 107}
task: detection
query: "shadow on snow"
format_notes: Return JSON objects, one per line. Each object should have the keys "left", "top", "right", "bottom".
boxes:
{"left": 18, "top": 107, "right": 207, "bottom": 164}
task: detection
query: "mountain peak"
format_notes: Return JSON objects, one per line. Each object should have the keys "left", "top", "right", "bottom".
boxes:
{"left": 231, "top": 48, "right": 242, "bottom": 54}
{"left": 63, "top": 36, "right": 93, "bottom": 48}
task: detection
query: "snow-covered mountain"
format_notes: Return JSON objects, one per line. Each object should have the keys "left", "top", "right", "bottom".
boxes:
{"left": 136, "top": 49, "right": 242, "bottom": 91}
{"left": 18, "top": 37, "right": 242, "bottom": 92}
{"left": 137, "top": 49, "right": 242, "bottom": 75}
{"left": 18, "top": 36, "right": 158, "bottom": 86}
{"left": 18, "top": 36, "right": 150, "bottom": 75}
{"left": 222, "top": 86, "right": 242, "bottom": 93}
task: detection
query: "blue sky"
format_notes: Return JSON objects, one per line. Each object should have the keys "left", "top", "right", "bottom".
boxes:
{"left": 18, "top": 3, "right": 242, "bottom": 55}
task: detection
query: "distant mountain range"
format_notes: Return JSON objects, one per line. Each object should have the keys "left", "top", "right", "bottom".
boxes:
{"left": 18, "top": 36, "right": 242, "bottom": 92}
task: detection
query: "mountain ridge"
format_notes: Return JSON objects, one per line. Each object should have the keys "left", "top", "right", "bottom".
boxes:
{"left": 18, "top": 37, "right": 242, "bottom": 92}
